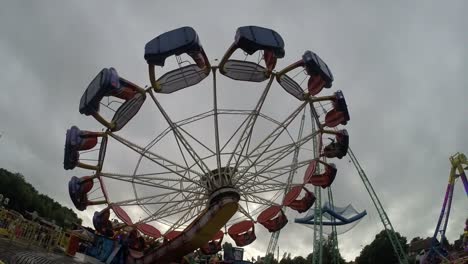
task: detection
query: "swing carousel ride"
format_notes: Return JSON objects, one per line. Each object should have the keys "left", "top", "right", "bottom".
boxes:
{"left": 62, "top": 26, "right": 398, "bottom": 263}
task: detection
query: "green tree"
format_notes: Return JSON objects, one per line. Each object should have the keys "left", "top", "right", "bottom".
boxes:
{"left": 0, "top": 168, "right": 82, "bottom": 228}
{"left": 440, "top": 236, "right": 452, "bottom": 251}
{"left": 305, "top": 236, "right": 347, "bottom": 264}
{"left": 355, "top": 230, "right": 408, "bottom": 264}
{"left": 322, "top": 236, "right": 347, "bottom": 264}
{"left": 279, "top": 253, "right": 292, "bottom": 264}
{"left": 453, "top": 233, "right": 466, "bottom": 251}
{"left": 292, "top": 256, "right": 307, "bottom": 264}
{"left": 264, "top": 253, "right": 278, "bottom": 264}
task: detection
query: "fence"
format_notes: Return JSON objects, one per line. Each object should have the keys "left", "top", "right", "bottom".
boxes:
{"left": 0, "top": 208, "right": 71, "bottom": 252}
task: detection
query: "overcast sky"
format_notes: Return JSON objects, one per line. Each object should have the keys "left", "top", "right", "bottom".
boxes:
{"left": 1, "top": 0, "right": 467, "bottom": 261}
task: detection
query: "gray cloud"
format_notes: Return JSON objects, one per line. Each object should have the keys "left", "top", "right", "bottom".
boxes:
{"left": 1, "top": 0, "right": 467, "bottom": 261}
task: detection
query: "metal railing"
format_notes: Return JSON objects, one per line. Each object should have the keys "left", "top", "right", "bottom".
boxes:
{"left": 0, "top": 208, "right": 71, "bottom": 252}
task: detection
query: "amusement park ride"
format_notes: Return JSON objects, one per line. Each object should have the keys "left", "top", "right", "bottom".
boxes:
{"left": 422, "top": 152, "right": 468, "bottom": 264}
{"left": 63, "top": 26, "right": 407, "bottom": 263}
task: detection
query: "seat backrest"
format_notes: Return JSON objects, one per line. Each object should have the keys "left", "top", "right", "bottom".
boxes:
{"left": 234, "top": 26, "right": 285, "bottom": 58}
{"left": 144, "top": 27, "right": 202, "bottom": 66}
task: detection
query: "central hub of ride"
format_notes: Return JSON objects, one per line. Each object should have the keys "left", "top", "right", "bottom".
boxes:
{"left": 202, "top": 167, "right": 240, "bottom": 206}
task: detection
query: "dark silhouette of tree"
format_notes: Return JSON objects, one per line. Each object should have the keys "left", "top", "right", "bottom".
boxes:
{"left": 453, "top": 233, "right": 466, "bottom": 251}
{"left": 321, "top": 234, "right": 350, "bottom": 264}
{"left": 279, "top": 253, "right": 292, "bottom": 264}
{"left": 440, "top": 236, "right": 452, "bottom": 251}
{"left": 280, "top": 241, "right": 348, "bottom": 264}
{"left": 0, "top": 168, "right": 82, "bottom": 228}
{"left": 355, "top": 230, "right": 408, "bottom": 264}
{"left": 292, "top": 256, "right": 307, "bottom": 264}
{"left": 264, "top": 253, "right": 278, "bottom": 264}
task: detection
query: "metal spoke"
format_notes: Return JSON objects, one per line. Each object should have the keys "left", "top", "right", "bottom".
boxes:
{"left": 117, "top": 197, "right": 206, "bottom": 207}
{"left": 212, "top": 68, "right": 222, "bottom": 176}
{"left": 134, "top": 192, "right": 202, "bottom": 225}
{"left": 107, "top": 185, "right": 203, "bottom": 206}
{"left": 103, "top": 174, "right": 202, "bottom": 194}
{"left": 248, "top": 140, "right": 298, "bottom": 160}
{"left": 244, "top": 101, "right": 307, "bottom": 159}
{"left": 224, "top": 75, "right": 275, "bottom": 172}
{"left": 149, "top": 185, "right": 205, "bottom": 216}
{"left": 219, "top": 111, "right": 251, "bottom": 153}
{"left": 235, "top": 131, "right": 318, "bottom": 188}
{"left": 228, "top": 208, "right": 263, "bottom": 225}
{"left": 238, "top": 172, "right": 286, "bottom": 187}
{"left": 143, "top": 200, "right": 206, "bottom": 224}
{"left": 241, "top": 151, "right": 314, "bottom": 190}
{"left": 141, "top": 185, "right": 205, "bottom": 221}
{"left": 87, "top": 186, "right": 102, "bottom": 197}
{"left": 232, "top": 102, "right": 308, "bottom": 185}
{"left": 143, "top": 111, "right": 215, "bottom": 153}
{"left": 237, "top": 144, "right": 312, "bottom": 187}
{"left": 101, "top": 172, "right": 195, "bottom": 183}
{"left": 239, "top": 158, "right": 314, "bottom": 190}
{"left": 229, "top": 189, "right": 284, "bottom": 224}
{"left": 254, "top": 157, "right": 313, "bottom": 177}
{"left": 308, "top": 101, "right": 322, "bottom": 129}
{"left": 240, "top": 192, "right": 281, "bottom": 207}
{"left": 148, "top": 90, "right": 211, "bottom": 174}
{"left": 237, "top": 204, "right": 255, "bottom": 221}
{"left": 163, "top": 204, "right": 205, "bottom": 233}
{"left": 172, "top": 132, "right": 196, "bottom": 182}
{"left": 243, "top": 183, "right": 302, "bottom": 194}
{"left": 178, "top": 125, "right": 216, "bottom": 155}
{"left": 108, "top": 132, "right": 205, "bottom": 186}
{"left": 115, "top": 192, "right": 180, "bottom": 207}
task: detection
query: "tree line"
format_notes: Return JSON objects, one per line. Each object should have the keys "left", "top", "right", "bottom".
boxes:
{"left": 0, "top": 168, "right": 82, "bottom": 228}
{"left": 248, "top": 229, "right": 466, "bottom": 264}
